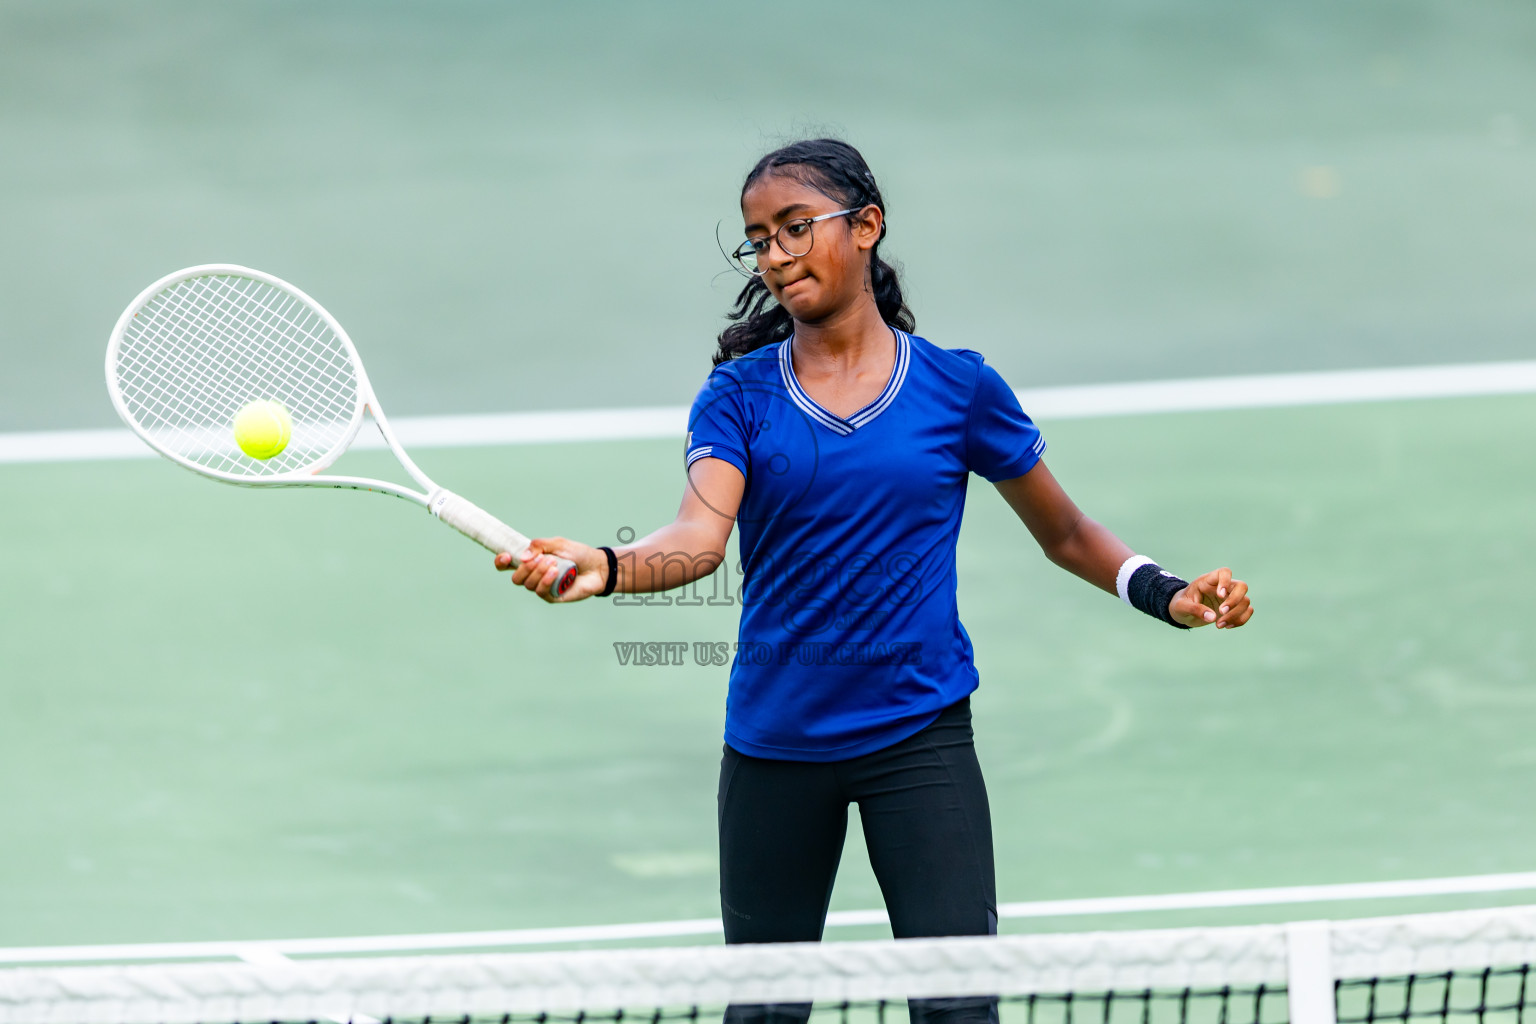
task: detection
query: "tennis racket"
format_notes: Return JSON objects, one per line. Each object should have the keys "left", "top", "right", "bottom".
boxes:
{"left": 105, "top": 263, "right": 578, "bottom": 598}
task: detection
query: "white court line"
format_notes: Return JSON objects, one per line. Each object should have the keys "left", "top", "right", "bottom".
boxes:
{"left": 6, "top": 360, "right": 1536, "bottom": 465}
{"left": 2, "top": 870, "right": 1534, "bottom": 965}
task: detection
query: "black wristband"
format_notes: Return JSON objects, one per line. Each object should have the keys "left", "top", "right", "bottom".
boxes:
{"left": 597, "top": 546, "right": 618, "bottom": 598}
{"left": 1127, "top": 562, "right": 1191, "bottom": 629}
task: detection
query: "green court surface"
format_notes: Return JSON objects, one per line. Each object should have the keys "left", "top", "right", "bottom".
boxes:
{"left": 2, "top": 393, "right": 1534, "bottom": 947}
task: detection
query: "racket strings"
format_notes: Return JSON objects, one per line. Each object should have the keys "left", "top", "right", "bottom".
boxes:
{"left": 126, "top": 278, "right": 345, "bottom": 415}
{"left": 151, "top": 281, "right": 352, "bottom": 433}
{"left": 114, "top": 274, "right": 362, "bottom": 477}
{"left": 121, "top": 282, "right": 335, "bottom": 472}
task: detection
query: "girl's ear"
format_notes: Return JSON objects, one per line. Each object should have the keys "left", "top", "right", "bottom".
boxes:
{"left": 851, "top": 205, "right": 883, "bottom": 252}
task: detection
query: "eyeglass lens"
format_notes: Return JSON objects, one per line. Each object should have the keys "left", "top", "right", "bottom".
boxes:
{"left": 734, "top": 218, "right": 818, "bottom": 275}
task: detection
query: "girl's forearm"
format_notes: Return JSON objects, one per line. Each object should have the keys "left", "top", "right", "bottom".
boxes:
{"left": 610, "top": 520, "right": 728, "bottom": 593}
{"left": 1041, "top": 515, "right": 1135, "bottom": 596}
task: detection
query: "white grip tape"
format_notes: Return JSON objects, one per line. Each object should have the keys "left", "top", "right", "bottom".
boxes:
{"left": 429, "top": 489, "right": 533, "bottom": 559}
{"left": 428, "top": 489, "right": 578, "bottom": 596}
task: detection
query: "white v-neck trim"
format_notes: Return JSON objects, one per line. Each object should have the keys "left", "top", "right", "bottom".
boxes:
{"left": 778, "top": 329, "right": 911, "bottom": 437}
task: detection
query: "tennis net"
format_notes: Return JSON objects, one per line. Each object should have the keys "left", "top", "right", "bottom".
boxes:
{"left": 1, "top": 905, "right": 1532, "bottom": 1024}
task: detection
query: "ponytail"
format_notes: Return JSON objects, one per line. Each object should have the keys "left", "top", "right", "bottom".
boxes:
{"left": 714, "top": 139, "right": 914, "bottom": 366}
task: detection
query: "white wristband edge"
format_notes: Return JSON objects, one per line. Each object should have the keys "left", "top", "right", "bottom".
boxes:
{"left": 1116, "top": 555, "right": 1157, "bottom": 605}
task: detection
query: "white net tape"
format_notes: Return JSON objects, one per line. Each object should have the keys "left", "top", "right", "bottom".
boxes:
{"left": 1, "top": 906, "right": 1534, "bottom": 1024}
{"left": 111, "top": 273, "right": 361, "bottom": 478}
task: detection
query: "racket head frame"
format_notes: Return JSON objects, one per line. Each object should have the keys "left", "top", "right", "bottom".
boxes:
{"left": 105, "top": 263, "right": 432, "bottom": 504}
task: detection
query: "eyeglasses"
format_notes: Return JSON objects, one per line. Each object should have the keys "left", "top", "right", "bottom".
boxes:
{"left": 730, "top": 208, "right": 860, "bottom": 277}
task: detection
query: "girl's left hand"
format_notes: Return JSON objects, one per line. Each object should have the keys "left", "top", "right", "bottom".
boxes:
{"left": 1169, "top": 568, "right": 1252, "bottom": 630}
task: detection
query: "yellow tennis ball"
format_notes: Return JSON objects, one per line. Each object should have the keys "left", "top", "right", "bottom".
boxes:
{"left": 233, "top": 400, "right": 293, "bottom": 460}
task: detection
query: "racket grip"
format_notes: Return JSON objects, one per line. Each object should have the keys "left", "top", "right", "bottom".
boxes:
{"left": 428, "top": 489, "right": 578, "bottom": 598}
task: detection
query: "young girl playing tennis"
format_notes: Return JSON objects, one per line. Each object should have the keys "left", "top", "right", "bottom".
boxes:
{"left": 498, "top": 138, "right": 1252, "bottom": 1020}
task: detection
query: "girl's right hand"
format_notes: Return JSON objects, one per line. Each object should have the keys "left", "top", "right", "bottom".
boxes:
{"left": 494, "top": 537, "right": 608, "bottom": 603}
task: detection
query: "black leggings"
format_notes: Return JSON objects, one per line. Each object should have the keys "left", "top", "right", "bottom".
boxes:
{"left": 718, "top": 698, "right": 997, "bottom": 1024}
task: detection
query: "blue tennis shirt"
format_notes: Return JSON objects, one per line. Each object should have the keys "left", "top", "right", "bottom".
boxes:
{"left": 686, "top": 329, "right": 1045, "bottom": 761}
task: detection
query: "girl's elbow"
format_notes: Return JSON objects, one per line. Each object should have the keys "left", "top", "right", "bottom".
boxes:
{"left": 1039, "top": 533, "right": 1088, "bottom": 572}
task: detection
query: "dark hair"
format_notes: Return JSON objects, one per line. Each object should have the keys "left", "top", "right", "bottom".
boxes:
{"left": 713, "top": 138, "right": 915, "bottom": 365}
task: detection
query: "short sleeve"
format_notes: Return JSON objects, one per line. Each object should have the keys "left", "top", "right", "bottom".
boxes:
{"left": 965, "top": 361, "right": 1046, "bottom": 482}
{"left": 684, "top": 369, "right": 751, "bottom": 477}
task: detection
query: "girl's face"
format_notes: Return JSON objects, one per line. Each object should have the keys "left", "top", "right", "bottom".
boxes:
{"left": 739, "top": 171, "right": 882, "bottom": 324}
